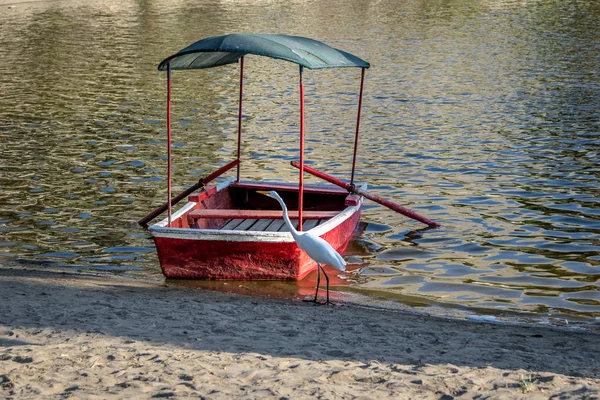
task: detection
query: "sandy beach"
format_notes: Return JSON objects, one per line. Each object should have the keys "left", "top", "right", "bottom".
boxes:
{"left": 0, "top": 267, "right": 598, "bottom": 399}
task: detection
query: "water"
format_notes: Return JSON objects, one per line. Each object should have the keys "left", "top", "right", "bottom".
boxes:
{"left": 1, "top": 0, "right": 599, "bottom": 324}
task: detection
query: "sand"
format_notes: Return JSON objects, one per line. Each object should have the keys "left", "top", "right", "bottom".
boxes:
{"left": 0, "top": 267, "right": 598, "bottom": 399}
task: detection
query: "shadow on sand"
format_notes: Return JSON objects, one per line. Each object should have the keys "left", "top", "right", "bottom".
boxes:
{"left": 1, "top": 267, "right": 598, "bottom": 380}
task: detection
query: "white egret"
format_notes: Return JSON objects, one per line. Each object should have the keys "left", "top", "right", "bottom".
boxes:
{"left": 257, "top": 190, "right": 346, "bottom": 304}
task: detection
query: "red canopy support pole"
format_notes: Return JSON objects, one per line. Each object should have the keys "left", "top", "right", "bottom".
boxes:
{"left": 298, "top": 65, "right": 305, "bottom": 231}
{"left": 350, "top": 67, "right": 366, "bottom": 186}
{"left": 236, "top": 56, "right": 244, "bottom": 182}
{"left": 167, "top": 62, "right": 173, "bottom": 227}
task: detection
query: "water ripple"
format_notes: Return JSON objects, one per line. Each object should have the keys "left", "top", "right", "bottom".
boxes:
{"left": 0, "top": 0, "right": 598, "bottom": 321}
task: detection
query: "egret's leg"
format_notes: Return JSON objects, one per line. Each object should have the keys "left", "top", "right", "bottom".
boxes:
{"left": 320, "top": 264, "right": 331, "bottom": 305}
{"left": 314, "top": 263, "right": 321, "bottom": 302}
{"left": 302, "top": 263, "right": 321, "bottom": 303}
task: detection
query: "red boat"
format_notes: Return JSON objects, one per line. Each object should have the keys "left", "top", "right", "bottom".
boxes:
{"left": 149, "top": 180, "right": 362, "bottom": 280}
{"left": 139, "top": 34, "right": 438, "bottom": 280}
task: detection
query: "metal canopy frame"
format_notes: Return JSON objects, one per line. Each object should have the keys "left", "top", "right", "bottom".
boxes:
{"left": 164, "top": 59, "right": 367, "bottom": 230}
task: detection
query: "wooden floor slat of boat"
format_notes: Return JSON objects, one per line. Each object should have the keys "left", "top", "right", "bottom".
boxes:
{"left": 265, "top": 219, "right": 285, "bottom": 232}
{"left": 278, "top": 220, "right": 299, "bottom": 232}
{"left": 234, "top": 218, "right": 258, "bottom": 231}
{"left": 219, "top": 219, "right": 241, "bottom": 230}
{"left": 251, "top": 218, "right": 275, "bottom": 231}
{"left": 217, "top": 218, "right": 328, "bottom": 232}
{"left": 301, "top": 219, "right": 320, "bottom": 231}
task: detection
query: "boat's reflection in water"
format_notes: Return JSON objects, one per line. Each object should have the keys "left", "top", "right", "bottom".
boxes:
{"left": 166, "top": 264, "right": 360, "bottom": 302}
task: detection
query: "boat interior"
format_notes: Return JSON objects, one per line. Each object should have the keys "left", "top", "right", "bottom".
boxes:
{"left": 167, "top": 181, "right": 360, "bottom": 232}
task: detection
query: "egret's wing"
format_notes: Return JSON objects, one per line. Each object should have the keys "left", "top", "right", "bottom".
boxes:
{"left": 333, "top": 249, "right": 347, "bottom": 268}
{"left": 297, "top": 232, "right": 346, "bottom": 271}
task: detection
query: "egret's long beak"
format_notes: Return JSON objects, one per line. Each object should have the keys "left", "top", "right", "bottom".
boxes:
{"left": 256, "top": 190, "right": 269, "bottom": 196}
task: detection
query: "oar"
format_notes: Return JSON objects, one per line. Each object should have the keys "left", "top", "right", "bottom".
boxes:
{"left": 138, "top": 159, "right": 241, "bottom": 229}
{"left": 291, "top": 161, "right": 440, "bottom": 227}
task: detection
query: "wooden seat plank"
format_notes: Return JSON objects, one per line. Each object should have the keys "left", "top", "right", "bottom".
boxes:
{"left": 189, "top": 209, "right": 339, "bottom": 219}
{"left": 231, "top": 181, "right": 348, "bottom": 196}
{"left": 187, "top": 209, "right": 339, "bottom": 226}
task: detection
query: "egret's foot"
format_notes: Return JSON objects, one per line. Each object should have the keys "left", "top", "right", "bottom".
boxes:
{"left": 301, "top": 297, "right": 332, "bottom": 305}
{"left": 316, "top": 300, "right": 340, "bottom": 306}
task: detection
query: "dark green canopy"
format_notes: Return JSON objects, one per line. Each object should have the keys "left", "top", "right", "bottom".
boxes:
{"left": 158, "top": 34, "right": 370, "bottom": 71}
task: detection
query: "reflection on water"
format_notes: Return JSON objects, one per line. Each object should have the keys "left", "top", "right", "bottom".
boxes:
{"left": 1, "top": 0, "right": 598, "bottom": 323}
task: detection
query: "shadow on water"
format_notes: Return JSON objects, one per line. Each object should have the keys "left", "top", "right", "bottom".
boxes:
{"left": 1, "top": 268, "right": 599, "bottom": 381}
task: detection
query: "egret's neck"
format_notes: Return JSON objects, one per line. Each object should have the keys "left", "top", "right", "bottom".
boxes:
{"left": 273, "top": 195, "right": 300, "bottom": 239}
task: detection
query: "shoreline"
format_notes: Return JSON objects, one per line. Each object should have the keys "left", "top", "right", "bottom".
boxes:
{"left": 1, "top": 266, "right": 599, "bottom": 399}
